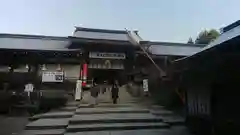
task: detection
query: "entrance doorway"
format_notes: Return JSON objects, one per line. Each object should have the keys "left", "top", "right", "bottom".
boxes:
{"left": 88, "top": 69, "right": 119, "bottom": 84}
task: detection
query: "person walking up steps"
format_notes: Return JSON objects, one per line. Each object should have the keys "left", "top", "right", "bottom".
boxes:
{"left": 90, "top": 80, "right": 100, "bottom": 106}
{"left": 111, "top": 80, "right": 119, "bottom": 104}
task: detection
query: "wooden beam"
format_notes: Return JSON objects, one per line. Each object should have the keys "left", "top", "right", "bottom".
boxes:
{"left": 125, "top": 29, "right": 166, "bottom": 77}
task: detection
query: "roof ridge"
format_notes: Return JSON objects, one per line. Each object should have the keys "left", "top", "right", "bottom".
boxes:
{"left": 142, "top": 41, "right": 205, "bottom": 47}
{"left": 74, "top": 27, "right": 127, "bottom": 34}
{"left": 0, "top": 33, "right": 68, "bottom": 40}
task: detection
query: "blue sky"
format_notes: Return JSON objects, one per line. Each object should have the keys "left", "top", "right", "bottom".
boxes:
{"left": 0, "top": 0, "right": 239, "bottom": 42}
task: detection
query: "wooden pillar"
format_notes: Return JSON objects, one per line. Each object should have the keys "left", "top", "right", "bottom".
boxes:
{"left": 33, "top": 64, "right": 39, "bottom": 89}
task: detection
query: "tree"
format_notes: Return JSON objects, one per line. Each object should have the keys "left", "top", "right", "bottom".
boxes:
{"left": 195, "top": 29, "right": 220, "bottom": 44}
{"left": 208, "top": 29, "right": 220, "bottom": 42}
{"left": 187, "top": 37, "right": 194, "bottom": 44}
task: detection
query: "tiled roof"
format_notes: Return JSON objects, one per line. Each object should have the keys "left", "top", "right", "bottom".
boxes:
{"left": 141, "top": 41, "right": 204, "bottom": 56}
{"left": 222, "top": 20, "right": 240, "bottom": 33}
{"left": 73, "top": 27, "right": 130, "bottom": 41}
{"left": 0, "top": 33, "right": 71, "bottom": 51}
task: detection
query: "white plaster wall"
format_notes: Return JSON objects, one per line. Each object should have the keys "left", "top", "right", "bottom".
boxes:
{"left": 38, "top": 64, "right": 80, "bottom": 80}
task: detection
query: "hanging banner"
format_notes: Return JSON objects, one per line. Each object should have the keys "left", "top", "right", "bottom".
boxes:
{"left": 89, "top": 52, "right": 126, "bottom": 59}
{"left": 42, "top": 71, "right": 64, "bottom": 82}
{"left": 75, "top": 80, "right": 82, "bottom": 101}
{"left": 143, "top": 79, "right": 149, "bottom": 92}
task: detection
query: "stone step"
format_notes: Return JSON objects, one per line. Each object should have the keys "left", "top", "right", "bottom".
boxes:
{"left": 75, "top": 107, "right": 149, "bottom": 114}
{"left": 66, "top": 122, "right": 170, "bottom": 132}
{"left": 78, "top": 104, "right": 92, "bottom": 108}
{"left": 20, "top": 129, "right": 65, "bottom": 135}
{"left": 162, "top": 116, "right": 185, "bottom": 125}
{"left": 29, "top": 112, "right": 74, "bottom": 121}
{"left": 91, "top": 103, "right": 136, "bottom": 108}
{"left": 25, "top": 118, "right": 69, "bottom": 130}
{"left": 58, "top": 106, "right": 78, "bottom": 111}
{"left": 150, "top": 110, "right": 174, "bottom": 116}
{"left": 66, "top": 101, "right": 80, "bottom": 107}
{"left": 69, "top": 113, "right": 163, "bottom": 124}
{"left": 150, "top": 105, "right": 165, "bottom": 110}
{"left": 65, "top": 126, "right": 192, "bottom": 135}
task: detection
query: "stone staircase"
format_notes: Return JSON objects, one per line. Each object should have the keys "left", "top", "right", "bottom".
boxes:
{"left": 20, "top": 87, "right": 191, "bottom": 135}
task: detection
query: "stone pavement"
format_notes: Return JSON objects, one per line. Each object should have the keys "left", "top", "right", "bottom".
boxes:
{"left": 20, "top": 86, "right": 192, "bottom": 135}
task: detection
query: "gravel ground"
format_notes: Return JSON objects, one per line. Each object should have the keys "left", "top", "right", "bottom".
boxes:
{"left": 0, "top": 115, "right": 29, "bottom": 135}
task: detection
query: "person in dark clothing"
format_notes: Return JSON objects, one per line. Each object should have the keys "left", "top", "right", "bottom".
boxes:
{"left": 111, "top": 80, "right": 119, "bottom": 104}
{"left": 90, "top": 80, "right": 100, "bottom": 106}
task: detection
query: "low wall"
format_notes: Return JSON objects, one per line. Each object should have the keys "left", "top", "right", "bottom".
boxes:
{"left": 150, "top": 79, "right": 182, "bottom": 108}
{"left": 126, "top": 83, "right": 144, "bottom": 97}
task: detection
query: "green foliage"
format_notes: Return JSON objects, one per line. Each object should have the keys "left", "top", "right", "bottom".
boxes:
{"left": 195, "top": 29, "right": 220, "bottom": 44}
{"left": 208, "top": 29, "right": 220, "bottom": 41}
